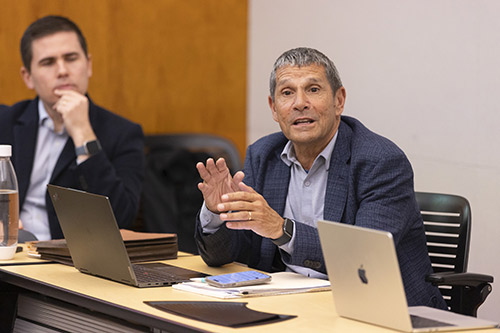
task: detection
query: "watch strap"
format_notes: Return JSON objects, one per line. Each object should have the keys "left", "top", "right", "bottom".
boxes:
{"left": 75, "top": 139, "right": 102, "bottom": 156}
{"left": 272, "top": 218, "right": 294, "bottom": 246}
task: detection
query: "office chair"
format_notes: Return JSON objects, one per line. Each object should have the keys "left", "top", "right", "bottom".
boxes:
{"left": 18, "top": 229, "right": 38, "bottom": 243}
{"left": 416, "top": 192, "right": 493, "bottom": 317}
{"left": 144, "top": 133, "right": 242, "bottom": 174}
{"left": 138, "top": 133, "right": 243, "bottom": 254}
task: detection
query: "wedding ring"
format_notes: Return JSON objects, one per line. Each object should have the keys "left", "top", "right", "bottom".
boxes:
{"left": 248, "top": 211, "right": 252, "bottom": 221}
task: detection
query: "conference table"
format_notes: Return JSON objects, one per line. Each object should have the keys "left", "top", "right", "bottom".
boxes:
{"left": 0, "top": 246, "right": 498, "bottom": 332}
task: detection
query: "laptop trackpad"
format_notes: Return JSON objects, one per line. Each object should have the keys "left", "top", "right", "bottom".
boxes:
{"left": 410, "top": 314, "right": 453, "bottom": 328}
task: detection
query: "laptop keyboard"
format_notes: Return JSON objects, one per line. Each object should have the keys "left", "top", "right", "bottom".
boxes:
{"left": 410, "top": 314, "right": 453, "bottom": 328}
{"left": 132, "top": 264, "right": 189, "bottom": 284}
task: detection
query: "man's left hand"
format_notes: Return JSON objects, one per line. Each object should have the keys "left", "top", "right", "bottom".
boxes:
{"left": 217, "top": 182, "right": 284, "bottom": 239}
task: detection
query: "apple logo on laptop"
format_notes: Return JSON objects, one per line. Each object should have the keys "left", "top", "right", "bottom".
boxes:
{"left": 358, "top": 265, "right": 368, "bottom": 284}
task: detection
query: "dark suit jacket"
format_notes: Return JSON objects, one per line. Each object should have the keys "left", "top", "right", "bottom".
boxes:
{"left": 195, "top": 115, "right": 446, "bottom": 308}
{"left": 0, "top": 97, "right": 144, "bottom": 239}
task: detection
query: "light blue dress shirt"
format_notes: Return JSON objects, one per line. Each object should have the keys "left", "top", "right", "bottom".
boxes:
{"left": 20, "top": 100, "right": 68, "bottom": 240}
{"left": 278, "top": 132, "right": 337, "bottom": 278}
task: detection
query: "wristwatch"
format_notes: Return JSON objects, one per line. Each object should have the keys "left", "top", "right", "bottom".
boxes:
{"left": 272, "top": 218, "right": 294, "bottom": 246}
{"left": 75, "top": 139, "right": 102, "bottom": 156}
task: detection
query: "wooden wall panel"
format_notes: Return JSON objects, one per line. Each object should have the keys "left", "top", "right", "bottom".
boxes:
{"left": 0, "top": 0, "right": 247, "bottom": 157}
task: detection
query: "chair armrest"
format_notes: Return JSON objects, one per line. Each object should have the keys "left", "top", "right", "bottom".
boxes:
{"left": 426, "top": 272, "right": 494, "bottom": 287}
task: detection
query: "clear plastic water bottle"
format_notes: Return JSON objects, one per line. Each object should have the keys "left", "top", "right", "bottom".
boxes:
{"left": 0, "top": 145, "right": 19, "bottom": 259}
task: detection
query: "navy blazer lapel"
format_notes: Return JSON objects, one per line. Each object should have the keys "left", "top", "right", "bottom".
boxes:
{"left": 50, "top": 138, "right": 75, "bottom": 182}
{"left": 263, "top": 150, "right": 290, "bottom": 216}
{"left": 13, "top": 99, "right": 39, "bottom": 202}
{"left": 324, "top": 120, "right": 351, "bottom": 222}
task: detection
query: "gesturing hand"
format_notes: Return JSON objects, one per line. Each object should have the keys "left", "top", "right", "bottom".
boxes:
{"left": 196, "top": 157, "right": 244, "bottom": 213}
{"left": 217, "top": 182, "right": 284, "bottom": 240}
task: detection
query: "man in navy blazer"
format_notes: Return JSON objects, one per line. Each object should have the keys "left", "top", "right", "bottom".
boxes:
{"left": 0, "top": 16, "right": 143, "bottom": 240}
{"left": 194, "top": 47, "right": 446, "bottom": 309}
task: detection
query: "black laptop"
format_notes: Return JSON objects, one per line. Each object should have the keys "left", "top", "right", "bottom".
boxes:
{"left": 47, "top": 184, "right": 205, "bottom": 287}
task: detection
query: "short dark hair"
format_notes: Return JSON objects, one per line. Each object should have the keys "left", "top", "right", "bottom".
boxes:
{"left": 20, "top": 15, "right": 88, "bottom": 72}
{"left": 269, "top": 47, "right": 343, "bottom": 102}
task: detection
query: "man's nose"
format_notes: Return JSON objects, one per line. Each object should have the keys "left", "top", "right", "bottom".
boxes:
{"left": 56, "top": 59, "right": 69, "bottom": 76}
{"left": 293, "top": 90, "right": 309, "bottom": 111}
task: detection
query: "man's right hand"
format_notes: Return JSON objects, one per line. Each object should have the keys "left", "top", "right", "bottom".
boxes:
{"left": 196, "top": 157, "right": 244, "bottom": 213}
{"left": 53, "top": 89, "right": 96, "bottom": 146}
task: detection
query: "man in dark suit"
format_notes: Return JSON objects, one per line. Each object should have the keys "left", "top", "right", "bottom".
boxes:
{"left": 194, "top": 47, "right": 446, "bottom": 308}
{"left": 0, "top": 16, "right": 144, "bottom": 240}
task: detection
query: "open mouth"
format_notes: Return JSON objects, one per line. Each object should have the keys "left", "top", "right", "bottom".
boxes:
{"left": 293, "top": 119, "right": 314, "bottom": 125}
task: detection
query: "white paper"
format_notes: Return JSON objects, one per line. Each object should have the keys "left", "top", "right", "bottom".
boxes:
{"left": 172, "top": 271, "right": 331, "bottom": 299}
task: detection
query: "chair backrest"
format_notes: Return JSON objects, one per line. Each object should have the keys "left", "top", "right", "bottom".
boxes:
{"left": 415, "top": 191, "right": 471, "bottom": 307}
{"left": 137, "top": 134, "right": 242, "bottom": 254}
{"left": 145, "top": 133, "right": 242, "bottom": 174}
{"left": 416, "top": 192, "right": 471, "bottom": 274}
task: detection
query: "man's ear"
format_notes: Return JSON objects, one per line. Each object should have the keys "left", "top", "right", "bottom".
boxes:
{"left": 87, "top": 53, "right": 93, "bottom": 78}
{"left": 269, "top": 95, "right": 278, "bottom": 122}
{"left": 20, "top": 67, "right": 34, "bottom": 90}
{"left": 334, "top": 87, "right": 346, "bottom": 116}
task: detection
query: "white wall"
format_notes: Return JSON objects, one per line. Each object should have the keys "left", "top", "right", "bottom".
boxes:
{"left": 248, "top": 0, "right": 500, "bottom": 321}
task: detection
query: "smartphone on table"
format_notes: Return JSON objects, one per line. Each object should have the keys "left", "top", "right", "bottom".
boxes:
{"left": 205, "top": 270, "right": 272, "bottom": 288}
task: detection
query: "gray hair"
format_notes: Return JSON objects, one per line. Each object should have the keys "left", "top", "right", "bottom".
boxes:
{"left": 269, "top": 47, "right": 343, "bottom": 102}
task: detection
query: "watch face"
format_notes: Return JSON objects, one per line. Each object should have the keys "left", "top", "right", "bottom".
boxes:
{"left": 284, "top": 218, "right": 294, "bottom": 237}
{"left": 272, "top": 219, "right": 294, "bottom": 246}
{"left": 86, "top": 140, "right": 102, "bottom": 155}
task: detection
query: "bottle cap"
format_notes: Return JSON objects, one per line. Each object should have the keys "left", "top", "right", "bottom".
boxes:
{"left": 0, "top": 145, "right": 12, "bottom": 157}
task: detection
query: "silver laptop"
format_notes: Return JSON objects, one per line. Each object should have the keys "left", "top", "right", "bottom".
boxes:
{"left": 317, "top": 220, "right": 498, "bottom": 332}
{"left": 47, "top": 184, "right": 205, "bottom": 288}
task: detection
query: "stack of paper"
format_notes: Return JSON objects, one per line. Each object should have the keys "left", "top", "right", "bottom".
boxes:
{"left": 173, "top": 272, "right": 331, "bottom": 298}
{"left": 26, "top": 229, "right": 178, "bottom": 265}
